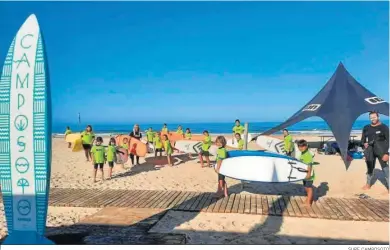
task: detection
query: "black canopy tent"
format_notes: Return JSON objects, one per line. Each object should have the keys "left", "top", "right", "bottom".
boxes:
{"left": 255, "top": 63, "right": 389, "bottom": 168}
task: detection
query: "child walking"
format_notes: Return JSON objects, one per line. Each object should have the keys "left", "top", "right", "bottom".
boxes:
{"left": 214, "top": 136, "right": 228, "bottom": 197}
{"left": 65, "top": 126, "right": 72, "bottom": 148}
{"left": 185, "top": 128, "right": 193, "bottom": 157}
{"left": 199, "top": 130, "right": 212, "bottom": 168}
{"left": 106, "top": 137, "right": 117, "bottom": 179}
{"left": 297, "top": 139, "right": 315, "bottom": 206}
{"left": 153, "top": 132, "right": 163, "bottom": 157}
{"left": 163, "top": 134, "right": 178, "bottom": 167}
{"left": 91, "top": 137, "right": 105, "bottom": 183}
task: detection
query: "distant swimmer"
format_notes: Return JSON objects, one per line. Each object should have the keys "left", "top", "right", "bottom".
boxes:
{"left": 81, "top": 125, "right": 95, "bottom": 162}
{"left": 65, "top": 126, "right": 72, "bottom": 148}
{"left": 283, "top": 129, "right": 294, "bottom": 156}
{"left": 232, "top": 119, "right": 245, "bottom": 145}
{"left": 361, "top": 111, "right": 389, "bottom": 191}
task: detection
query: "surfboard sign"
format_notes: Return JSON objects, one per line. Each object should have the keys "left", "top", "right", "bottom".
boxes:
{"left": 0, "top": 14, "right": 53, "bottom": 244}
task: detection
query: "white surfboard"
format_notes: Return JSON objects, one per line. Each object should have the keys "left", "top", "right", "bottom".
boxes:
{"left": 0, "top": 14, "right": 53, "bottom": 244}
{"left": 175, "top": 140, "right": 218, "bottom": 156}
{"left": 217, "top": 151, "right": 309, "bottom": 182}
{"left": 256, "top": 135, "right": 315, "bottom": 159}
{"left": 226, "top": 133, "right": 257, "bottom": 149}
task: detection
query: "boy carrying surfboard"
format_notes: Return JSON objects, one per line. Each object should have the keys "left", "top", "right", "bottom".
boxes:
{"left": 297, "top": 139, "right": 315, "bottom": 206}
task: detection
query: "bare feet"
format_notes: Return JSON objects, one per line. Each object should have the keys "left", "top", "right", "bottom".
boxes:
{"left": 93, "top": 179, "right": 97, "bottom": 183}
{"left": 362, "top": 184, "right": 371, "bottom": 190}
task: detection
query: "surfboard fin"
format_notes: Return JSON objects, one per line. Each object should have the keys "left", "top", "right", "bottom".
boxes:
{"left": 3, "top": 231, "right": 54, "bottom": 245}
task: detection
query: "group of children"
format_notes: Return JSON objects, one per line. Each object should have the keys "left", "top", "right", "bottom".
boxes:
{"left": 65, "top": 123, "right": 316, "bottom": 206}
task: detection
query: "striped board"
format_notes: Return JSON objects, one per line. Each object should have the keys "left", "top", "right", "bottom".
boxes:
{"left": 256, "top": 135, "right": 315, "bottom": 158}
{"left": 174, "top": 140, "right": 218, "bottom": 156}
{"left": 0, "top": 14, "right": 53, "bottom": 244}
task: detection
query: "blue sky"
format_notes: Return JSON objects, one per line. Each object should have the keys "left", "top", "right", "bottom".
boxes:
{"left": 0, "top": 1, "right": 388, "bottom": 124}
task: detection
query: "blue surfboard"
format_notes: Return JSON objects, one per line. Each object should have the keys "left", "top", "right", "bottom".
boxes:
{"left": 0, "top": 14, "right": 53, "bottom": 244}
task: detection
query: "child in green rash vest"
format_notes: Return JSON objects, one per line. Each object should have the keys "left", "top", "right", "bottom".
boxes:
{"left": 153, "top": 132, "right": 163, "bottom": 157}
{"left": 106, "top": 138, "right": 118, "bottom": 179}
{"left": 65, "top": 126, "right": 72, "bottom": 148}
{"left": 232, "top": 119, "right": 245, "bottom": 145}
{"left": 161, "top": 123, "right": 169, "bottom": 134}
{"left": 162, "top": 134, "right": 178, "bottom": 167}
{"left": 214, "top": 136, "right": 229, "bottom": 197}
{"left": 297, "top": 139, "right": 315, "bottom": 206}
{"left": 176, "top": 125, "right": 184, "bottom": 137}
{"left": 199, "top": 130, "right": 212, "bottom": 168}
{"left": 91, "top": 137, "right": 105, "bottom": 183}
{"left": 283, "top": 129, "right": 294, "bottom": 156}
{"left": 185, "top": 128, "right": 192, "bottom": 140}
{"left": 235, "top": 133, "right": 244, "bottom": 150}
{"left": 146, "top": 127, "right": 155, "bottom": 144}
{"left": 81, "top": 125, "right": 95, "bottom": 162}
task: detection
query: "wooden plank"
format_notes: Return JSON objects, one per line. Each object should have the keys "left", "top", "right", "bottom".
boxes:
{"left": 244, "top": 195, "right": 251, "bottom": 214}
{"left": 84, "top": 189, "right": 117, "bottom": 208}
{"left": 272, "top": 196, "right": 283, "bottom": 216}
{"left": 113, "top": 190, "right": 143, "bottom": 207}
{"left": 294, "top": 197, "right": 309, "bottom": 218}
{"left": 196, "top": 193, "right": 212, "bottom": 211}
{"left": 200, "top": 193, "right": 214, "bottom": 212}
{"left": 131, "top": 190, "right": 154, "bottom": 207}
{"left": 298, "top": 196, "right": 317, "bottom": 218}
{"left": 256, "top": 196, "right": 263, "bottom": 215}
{"left": 314, "top": 199, "right": 331, "bottom": 220}
{"left": 50, "top": 188, "right": 76, "bottom": 205}
{"left": 53, "top": 189, "right": 90, "bottom": 207}
{"left": 282, "top": 196, "right": 295, "bottom": 217}
{"left": 358, "top": 198, "right": 387, "bottom": 222}
{"left": 205, "top": 196, "right": 219, "bottom": 213}
{"left": 310, "top": 201, "right": 324, "bottom": 219}
{"left": 224, "top": 194, "right": 236, "bottom": 213}
{"left": 325, "top": 197, "right": 347, "bottom": 220}
{"left": 317, "top": 198, "right": 338, "bottom": 220}
{"left": 231, "top": 194, "right": 240, "bottom": 213}
{"left": 189, "top": 193, "right": 206, "bottom": 211}
{"left": 142, "top": 190, "right": 165, "bottom": 208}
{"left": 160, "top": 191, "right": 181, "bottom": 209}
{"left": 330, "top": 198, "right": 354, "bottom": 221}
{"left": 99, "top": 189, "right": 126, "bottom": 207}
{"left": 212, "top": 196, "right": 225, "bottom": 213}
{"left": 260, "top": 196, "right": 268, "bottom": 215}
{"left": 348, "top": 198, "right": 375, "bottom": 221}
{"left": 143, "top": 190, "right": 166, "bottom": 208}
{"left": 48, "top": 188, "right": 71, "bottom": 204}
{"left": 368, "top": 199, "right": 389, "bottom": 219}
{"left": 218, "top": 196, "right": 230, "bottom": 213}
{"left": 278, "top": 196, "right": 289, "bottom": 216}
{"left": 266, "top": 196, "right": 276, "bottom": 215}
{"left": 174, "top": 192, "right": 191, "bottom": 210}
{"left": 76, "top": 191, "right": 107, "bottom": 207}
{"left": 183, "top": 192, "right": 201, "bottom": 211}
{"left": 151, "top": 190, "right": 175, "bottom": 209}
{"left": 178, "top": 192, "right": 197, "bottom": 210}
{"left": 250, "top": 195, "right": 257, "bottom": 215}
{"left": 238, "top": 195, "right": 245, "bottom": 214}
{"left": 337, "top": 198, "right": 362, "bottom": 221}
{"left": 105, "top": 190, "right": 133, "bottom": 207}
{"left": 168, "top": 191, "right": 186, "bottom": 209}
{"left": 289, "top": 197, "right": 302, "bottom": 217}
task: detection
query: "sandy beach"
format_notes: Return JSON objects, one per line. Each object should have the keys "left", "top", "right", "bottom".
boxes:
{"left": 1, "top": 134, "right": 389, "bottom": 243}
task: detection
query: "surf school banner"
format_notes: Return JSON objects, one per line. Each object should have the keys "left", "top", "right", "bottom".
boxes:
{"left": 0, "top": 14, "right": 52, "bottom": 244}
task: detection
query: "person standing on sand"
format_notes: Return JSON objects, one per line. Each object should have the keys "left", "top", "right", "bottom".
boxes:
{"left": 361, "top": 111, "right": 389, "bottom": 191}
{"left": 176, "top": 125, "right": 184, "bottom": 137}
{"left": 65, "top": 126, "right": 72, "bottom": 148}
{"left": 232, "top": 119, "right": 245, "bottom": 145}
{"left": 283, "top": 129, "right": 294, "bottom": 156}
{"left": 81, "top": 125, "right": 95, "bottom": 162}
{"left": 161, "top": 124, "right": 169, "bottom": 134}
{"left": 129, "top": 124, "right": 142, "bottom": 166}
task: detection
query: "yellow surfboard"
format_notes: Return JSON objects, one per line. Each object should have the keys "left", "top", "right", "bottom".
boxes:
{"left": 72, "top": 138, "right": 83, "bottom": 152}
{"left": 66, "top": 133, "right": 81, "bottom": 143}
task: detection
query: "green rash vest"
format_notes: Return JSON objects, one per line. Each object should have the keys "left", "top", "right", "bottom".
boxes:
{"left": 153, "top": 136, "right": 163, "bottom": 149}
{"left": 176, "top": 129, "right": 184, "bottom": 135}
{"left": 185, "top": 132, "right": 192, "bottom": 139}
{"left": 91, "top": 145, "right": 105, "bottom": 164}
{"left": 202, "top": 135, "right": 212, "bottom": 151}
{"left": 65, "top": 129, "right": 72, "bottom": 136}
{"left": 300, "top": 149, "right": 315, "bottom": 181}
{"left": 161, "top": 127, "right": 168, "bottom": 133}
{"left": 81, "top": 131, "right": 95, "bottom": 145}
{"left": 284, "top": 134, "right": 294, "bottom": 152}
{"left": 121, "top": 143, "right": 129, "bottom": 150}
{"left": 164, "top": 140, "right": 173, "bottom": 155}
{"left": 146, "top": 131, "right": 154, "bottom": 142}
{"left": 237, "top": 139, "right": 244, "bottom": 150}
{"left": 232, "top": 125, "right": 245, "bottom": 135}
{"left": 216, "top": 147, "right": 227, "bottom": 161}
{"left": 106, "top": 145, "right": 116, "bottom": 162}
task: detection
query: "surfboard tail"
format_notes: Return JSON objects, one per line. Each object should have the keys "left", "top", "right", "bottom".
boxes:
{"left": 3, "top": 231, "right": 54, "bottom": 245}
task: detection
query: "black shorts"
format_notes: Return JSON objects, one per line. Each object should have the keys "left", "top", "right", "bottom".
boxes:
{"left": 155, "top": 148, "right": 163, "bottom": 153}
{"left": 82, "top": 144, "right": 92, "bottom": 150}
{"left": 303, "top": 180, "right": 313, "bottom": 188}
{"left": 108, "top": 161, "right": 114, "bottom": 168}
{"left": 200, "top": 150, "right": 210, "bottom": 157}
{"left": 94, "top": 163, "right": 104, "bottom": 169}
{"left": 218, "top": 173, "right": 225, "bottom": 181}
{"left": 286, "top": 151, "right": 292, "bottom": 157}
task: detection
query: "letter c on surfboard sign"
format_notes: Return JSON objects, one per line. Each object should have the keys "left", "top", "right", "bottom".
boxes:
{"left": 0, "top": 14, "right": 53, "bottom": 244}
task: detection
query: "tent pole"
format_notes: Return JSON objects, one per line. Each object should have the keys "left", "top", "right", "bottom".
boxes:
{"left": 244, "top": 122, "right": 249, "bottom": 150}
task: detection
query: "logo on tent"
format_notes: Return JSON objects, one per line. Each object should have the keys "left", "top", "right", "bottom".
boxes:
{"left": 364, "top": 96, "right": 386, "bottom": 105}
{"left": 303, "top": 104, "right": 321, "bottom": 111}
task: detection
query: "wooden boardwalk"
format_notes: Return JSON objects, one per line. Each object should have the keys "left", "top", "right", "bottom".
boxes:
{"left": 1, "top": 188, "right": 389, "bottom": 222}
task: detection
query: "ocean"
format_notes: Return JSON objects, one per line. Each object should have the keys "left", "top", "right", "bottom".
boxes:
{"left": 52, "top": 119, "right": 389, "bottom": 136}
